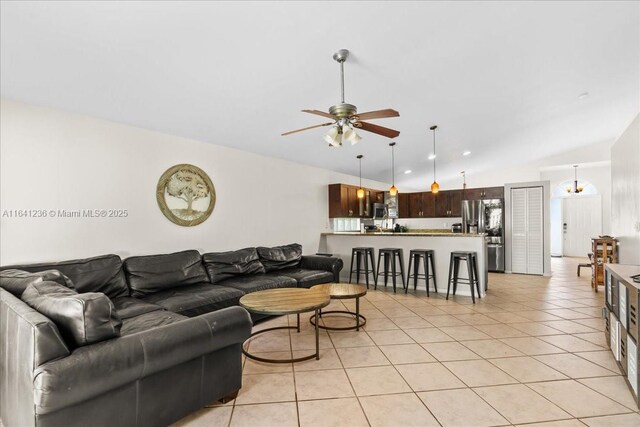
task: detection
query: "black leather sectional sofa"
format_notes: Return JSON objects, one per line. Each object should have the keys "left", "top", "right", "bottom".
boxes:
{"left": 0, "top": 244, "right": 343, "bottom": 427}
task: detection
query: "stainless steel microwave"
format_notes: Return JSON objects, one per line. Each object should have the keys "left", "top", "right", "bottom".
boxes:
{"left": 372, "top": 203, "right": 386, "bottom": 219}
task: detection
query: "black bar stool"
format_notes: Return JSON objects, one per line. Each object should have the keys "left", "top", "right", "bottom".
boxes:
{"left": 406, "top": 249, "right": 437, "bottom": 296}
{"left": 446, "top": 251, "right": 481, "bottom": 303}
{"left": 349, "top": 247, "right": 376, "bottom": 288}
{"left": 375, "top": 248, "right": 406, "bottom": 293}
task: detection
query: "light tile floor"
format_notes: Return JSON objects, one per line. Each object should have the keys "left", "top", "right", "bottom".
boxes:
{"left": 174, "top": 257, "right": 640, "bottom": 427}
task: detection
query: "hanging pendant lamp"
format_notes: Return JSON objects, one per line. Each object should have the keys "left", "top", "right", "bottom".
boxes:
{"left": 357, "top": 155, "right": 365, "bottom": 199}
{"left": 566, "top": 165, "right": 584, "bottom": 193}
{"left": 389, "top": 142, "right": 398, "bottom": 196}
{"left": 430, "top": 125, "right": 440, "bottom": 194}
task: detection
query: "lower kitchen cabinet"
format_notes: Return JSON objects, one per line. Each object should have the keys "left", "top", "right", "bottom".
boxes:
{"left": 605, "top": 264, "right": 640, "bottom": 407}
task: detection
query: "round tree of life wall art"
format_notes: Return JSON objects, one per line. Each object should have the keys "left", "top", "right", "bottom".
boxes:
{"left": 156, "top": 164, "right": 216, "bottom": 226}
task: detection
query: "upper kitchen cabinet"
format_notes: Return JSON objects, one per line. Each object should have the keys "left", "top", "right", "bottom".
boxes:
{"left": 434, "top": 190, "right": 463, "bottom": 217}
{"left": 408, "top": 192, "right": 423, "bottom": 218}
{"left": 483, "top": 186, "right": 504, "bottom": 199}
{"left": 408, "top": 192, "right": 435, "bottom": 218}
{"left": 372, "top": 191, "right": 385, "bottom": 204}
{"left": 397, "top": 193, "right": 410, "bottom": 218}
{"left": 328, "top": 184, "right": 377, "bottom": 218}
{"left": 328, "top": 184, "right": 359, "bottom": 218}
{"left": 463, "top": 186, "right": 504, "bottom": 200}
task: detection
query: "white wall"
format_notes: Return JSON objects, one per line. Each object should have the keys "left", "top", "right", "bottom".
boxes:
{"left": 611, "top": 114, "right": 640, "bottom": 264}
{"left": 0, "top": 100, "right": 391, "bottom": 265}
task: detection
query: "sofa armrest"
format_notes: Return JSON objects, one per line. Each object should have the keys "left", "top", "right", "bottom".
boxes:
{"left": 300, "top": 256, "right": 343, "bottom": 282}
{"left": 33, "top": 306, "right": 252, "bottom": 415}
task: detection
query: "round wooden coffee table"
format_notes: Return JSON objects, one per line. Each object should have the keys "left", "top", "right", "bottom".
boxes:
{"left": 310, "top": 283, "right": 367, "bottom": 331}
{"left": 240, "top": 288, "right": 330, "bottom": 363}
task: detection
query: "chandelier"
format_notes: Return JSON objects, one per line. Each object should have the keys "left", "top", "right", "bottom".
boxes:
{"left": 566, "top": 165, "right": 584, "bottom": 193}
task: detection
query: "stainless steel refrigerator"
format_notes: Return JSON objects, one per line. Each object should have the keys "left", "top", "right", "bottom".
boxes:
{"left": 462, "top": 199, "right": 505, "bottom": 272}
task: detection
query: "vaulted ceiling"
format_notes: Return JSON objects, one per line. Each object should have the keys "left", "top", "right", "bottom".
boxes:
{"left": 1, "top": 1, "right": 638, "bottom": 189}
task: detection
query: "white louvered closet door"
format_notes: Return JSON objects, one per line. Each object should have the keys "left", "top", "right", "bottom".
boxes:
{"left": 511, "top": 188, "right": 528, "bottom": 274}
{"left": 510, "top": 186, "right": 544, "bottom": 275}
{"left": 526, "top": 187, "right": 544, "bottom": 274}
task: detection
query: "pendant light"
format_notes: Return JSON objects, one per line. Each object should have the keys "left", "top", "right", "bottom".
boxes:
{"left": 389, "top": 142, "right": 398, "bottom": 196}
{"left": 357, "top": 155, "right": 365, "bottom": 199}
{"left": 566, "top": 165, "right": 584, "bottom": 193}
{"left": 430, "top": 125, "right": 440, "bottom": 194}
{"left": 461, "top": 171, "right": 467, "bottom": 189}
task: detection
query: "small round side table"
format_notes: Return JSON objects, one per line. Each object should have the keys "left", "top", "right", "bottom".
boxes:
{"left": 310, "top": 283, "right": 367, "bottom": 331}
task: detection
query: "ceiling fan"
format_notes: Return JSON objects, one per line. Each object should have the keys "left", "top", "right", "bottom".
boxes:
{"left": 282, "top": 49, "right": 400, "bottom": 146}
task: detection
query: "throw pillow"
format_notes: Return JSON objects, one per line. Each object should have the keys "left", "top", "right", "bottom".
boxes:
{"left": 202, "top": 247, "right": 266, "bottom": 284}
{"left": 256, "top": 243, "right": 302, "bottom": 272}
{"left": 0, "top": 268, "right": 74, "bottom": 297}
{"left": 21, "top": 281, "right": 122, "bottom": 347}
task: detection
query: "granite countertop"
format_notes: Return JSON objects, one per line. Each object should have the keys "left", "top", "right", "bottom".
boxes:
{"left": 322, "top": 231, "right": 486, "bottom": 237}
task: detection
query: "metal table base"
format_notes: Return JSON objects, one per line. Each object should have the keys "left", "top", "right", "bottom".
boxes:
{"left": 242, "top": 311, "right": 321, "bottom": 363}
{"left": 309, "top": 296, "right": 366, "bottom": 331}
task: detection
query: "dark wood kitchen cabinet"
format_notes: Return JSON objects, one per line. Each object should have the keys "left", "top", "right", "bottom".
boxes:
{"left": 397, "top": 193, "right": 410, "bottom": 218}
{"left": 463, "top": 186, "right": 504, "bottom": 200}
{"left": 372, "top": 191, "right": 385, "bottom": 204}
{"left": 407, "top": 192, "right": 436, "bottom": 218}
{"left": 328, "top": 184, "right": 380, "bottom": 218}
{"left": 435, "top": 190, "right": 463, "bottom": 217}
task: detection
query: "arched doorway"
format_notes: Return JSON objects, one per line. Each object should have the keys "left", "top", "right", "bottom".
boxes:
{"left": 550, "top": 180, "right": 601, "bottom": 257}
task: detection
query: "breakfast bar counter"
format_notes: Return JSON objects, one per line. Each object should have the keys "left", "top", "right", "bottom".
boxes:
{"left": 319, "top": 232, "right": 488, "bottom": 297}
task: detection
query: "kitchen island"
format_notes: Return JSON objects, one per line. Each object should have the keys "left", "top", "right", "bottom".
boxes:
{"left": 319, "top": 232, "right": 488, "bottom": 297}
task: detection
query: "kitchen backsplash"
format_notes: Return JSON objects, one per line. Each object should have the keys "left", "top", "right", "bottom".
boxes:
{"left": 396, "top": 218, "right": 462, "bottom": 230}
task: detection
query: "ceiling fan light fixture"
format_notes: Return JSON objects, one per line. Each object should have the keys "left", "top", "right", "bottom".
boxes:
{"left": 343, "top": 126, "right": 361, "bottom": 145}
{"left": 281, "top": 49, "right": 401, "bottom": 143}
{"left": 324, "top": 126, "right": 342, "bottom": 146}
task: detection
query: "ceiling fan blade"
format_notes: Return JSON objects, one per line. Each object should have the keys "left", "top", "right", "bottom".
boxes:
{"left": 355, "top": 121, "right": 400, "bottom": 138}
{"left": 281, "top": 122, "right": 334, "bottom": 136}
{"left": 302, "top": 109, "right": 336, "bottom": 119}
{"left": 354, "top": 109, "right": 400, "bottom": 121}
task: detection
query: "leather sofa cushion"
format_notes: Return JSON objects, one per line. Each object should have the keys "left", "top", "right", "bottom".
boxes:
{"left": 111, "top": 297, "right": 165, "bottom": 319}
{"left": 257, "top": 243, "right": 302, "bottom": 272}
{"left": 218, "top": 274, "right": 297, "bottom": 293}
{"left": 1, "top": 289, "right": 71, "bottom": 366}
{"left": 124, "top": 250, "right": 209, "bottom": 297}
{"left": 0, "top": 269, "right": 74, "bottom": 297}
{"left": 139, "top": 283, "right": 244, "bottom": 317}
{"left": 120, "top": 310, "right": 186, "bottom": 336}
{"left": 270, "top": 268, "right": 334, "bottom": 288}
{"left": 202, "top": 248, "right": 265, "bottom": 284}
{"left": 21, "top": 281, "right": 122, "bottom": 348}
{"left": 0, "top": 254, "right": 129, "bottom": 299}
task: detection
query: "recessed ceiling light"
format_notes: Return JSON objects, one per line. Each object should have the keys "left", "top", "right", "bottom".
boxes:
{"left": 404, "top": 170, "right": 412, "bottom": 174}
{"left": 578, "top": 92, "right": 589, "bottom": 99}
{"left": 428, "top": 154, "right": 436, "bottom": 160}
{"left": 462, "top": 151, "right": 471, "bottom": 156}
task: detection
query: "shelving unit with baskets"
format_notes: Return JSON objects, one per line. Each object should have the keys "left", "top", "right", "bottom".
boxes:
{"left": 592, "top": 237, "right": 618, "bottom": 292}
